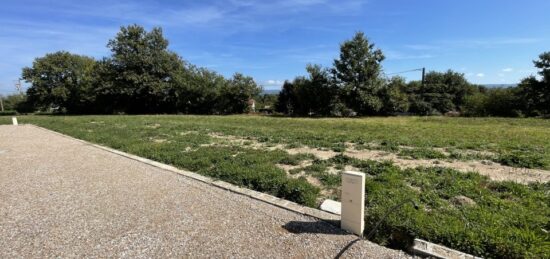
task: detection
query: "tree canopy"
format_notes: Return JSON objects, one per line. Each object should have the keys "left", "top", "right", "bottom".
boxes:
{"left": 18, "top": 26, "right": 550, "bottom": 118}
{"left": 22, "top": 51, "right": 97, "bottom": 113}
{"left": 22, "top": 25, "right": 261, "bottom": 115}
{"left": 333, "top": 32, "right": 386, "bottom": 115}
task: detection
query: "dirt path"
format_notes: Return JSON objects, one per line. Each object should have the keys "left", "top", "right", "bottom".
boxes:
{"left": 0, "top": 125, "right": 409, "bottom": 258}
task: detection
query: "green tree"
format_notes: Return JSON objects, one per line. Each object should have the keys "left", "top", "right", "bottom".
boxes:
{"left": 217, "top": 73, "right": 262, "bottom": 114}
{"left": 534, "top": 52, "right": 550, "bottom": 81}
{"left": 275, "top": 64, "right": 336, "bottom": 116}
{"left": 380, "top": 76, "right": 409, "bottom": 114}
{"left": 1, "top": 93, "right": 27, "bottom": 112}
{"left": 175, "top": 65, "right": 226, "bottom": 114}
{"left": 517, "top": 52, "right": 550, "bottom": 115}
{"left": 406, "top": 70, "right": 474, "bottom": 114}
{"left": 276, "top": 80, "right": 297, "bottom": 115}
{"left": 332, "top": 31, "right": 385, "bottom": 115}
{"left": 304, "top": 64, "right": 336, "bottom": 115}
{"left": 21, "top": 51, "right": 97, "bottom": 113}
{"left": 98, "top": 24, "right": 185, "bottom": 113}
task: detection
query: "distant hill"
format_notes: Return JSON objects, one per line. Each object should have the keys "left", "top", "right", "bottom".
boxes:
{"left": 262, "top": 89, "right": 280, "bottom": 95}
{"left": 483, "top": 84, "right": 517, "bottom": 88}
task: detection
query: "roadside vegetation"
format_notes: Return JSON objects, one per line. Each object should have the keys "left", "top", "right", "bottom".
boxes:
{"left": 4, "top": 115, "right": 549, "bottom": 258}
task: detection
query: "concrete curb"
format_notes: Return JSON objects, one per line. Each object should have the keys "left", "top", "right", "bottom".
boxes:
{"left": 412, "top": 239, "right": 482, "bottom": 259}
{"left": 26, "top": 124, "right": 340, "bottom": 225}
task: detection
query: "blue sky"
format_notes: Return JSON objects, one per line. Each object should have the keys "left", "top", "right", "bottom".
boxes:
{"left": 1, "top": 0, "right": 549, "bottom": 94}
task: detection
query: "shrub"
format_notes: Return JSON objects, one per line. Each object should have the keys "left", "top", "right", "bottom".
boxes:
{"left": 0, "top": 110, "right": 17, "bottom": 116}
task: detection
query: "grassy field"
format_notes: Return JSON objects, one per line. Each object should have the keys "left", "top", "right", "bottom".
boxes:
{"left": 3, "top": 115, "right": 549, "bottom": 258}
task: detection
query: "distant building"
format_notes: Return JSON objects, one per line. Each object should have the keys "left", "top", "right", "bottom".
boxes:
{"left": 259, "top": 105, "right": 274, "bottom": 114}
{"left": 248, "top": 99, "right": 256, "bottom": 113}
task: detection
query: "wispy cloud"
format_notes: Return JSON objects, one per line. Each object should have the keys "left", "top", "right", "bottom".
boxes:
{"left": 406, "top": 37, "right": 540, "bottom": 51}
{"left": 502, "top": 68, "right": 513, "bottom": 72}
{"left": 442, "top": 38, "right": 540, "bottom": 48}
{"left": 404, "top": 44, "right": 441, "bottom": 51}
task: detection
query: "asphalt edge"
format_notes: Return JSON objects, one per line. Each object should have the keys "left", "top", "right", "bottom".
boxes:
{"left": 25, "top": 124, "right": 341, "bottom": 224}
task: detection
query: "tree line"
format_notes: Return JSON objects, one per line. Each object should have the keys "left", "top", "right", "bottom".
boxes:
{"left": 276, "top": 32, "right": 550, "bottom": 117}
{"left": 5, "top": 25, "right": 550, "bottom": 117}
{"left": 18, "top": 25, "right": 261, "bottom": 114}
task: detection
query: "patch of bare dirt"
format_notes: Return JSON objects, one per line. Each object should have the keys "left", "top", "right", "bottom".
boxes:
{"left": 179, "top": 131, "right": 199, "bottom": 135}
{"left": 205, "top": 132, "right": 550, "bottom": 184}
{"left": 450, "top": 195, "right": 477, "bottom": 207}
{"left": 286, "top": 147, "right": 338, "bottom": 160}
{"left": 276, "top": 160, "right": 313, "bottom": 174}
{"left": 343, "top": 147, "right": 550, "bottom": 184}
{"left": 208, "top": 133, "right": 285, "bottom": 151}
{"left": 326, "top": 165, "right": 361, "bottom": 175}
{"left": 150, "top": 138, "right": 169, "bottom": 143}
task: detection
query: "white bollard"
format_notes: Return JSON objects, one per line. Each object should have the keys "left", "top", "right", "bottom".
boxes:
{"left": 341, "top": 171, "right": 365, "bottom": 235}
{"left": 12, "top": 117, "right": 18, "bottom": 126}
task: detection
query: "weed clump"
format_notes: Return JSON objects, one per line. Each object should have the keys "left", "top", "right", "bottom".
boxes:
{"left": 497, "top": 151, "right": 547, "bottom": 169}
{"left": 398, "top": 148, "right": 447, "bottom": 160}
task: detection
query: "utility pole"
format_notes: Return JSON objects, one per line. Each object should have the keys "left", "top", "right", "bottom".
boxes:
{"left": 386, "top": 68, "right": 426, "bottom": 85}
{"left": 14, "top": 79, "right": 22, "bottom": 94}
{"left": 421, "top": 67, "right": 426, "bottom": 87}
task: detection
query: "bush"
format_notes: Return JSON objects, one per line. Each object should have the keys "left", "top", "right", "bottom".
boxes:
{"left": 0, "top": 110, "right": 17, "bottom": 116}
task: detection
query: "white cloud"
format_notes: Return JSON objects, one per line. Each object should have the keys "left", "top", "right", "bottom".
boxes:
{"left": 476, "top": 73, "right": 485, "bottom": 78}
{"left": 502, "top": 68, "right": 513, "bottom": 72}
{"left": 265, "top": 79, "right": 284, "bottom": 85}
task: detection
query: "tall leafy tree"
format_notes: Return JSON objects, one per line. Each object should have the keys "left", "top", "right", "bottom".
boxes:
{"left": 275, "top": 80, "right": 298, "bottom": 115}
{"left": 275, "top": 64, "right": 335, "bottom": 116}
{"left": 175, "top": 65, "right": 226, "bottom": 114}
{"left": 332, "top": 31, "right": 386, "bottom": 115}
{"left": 534, "top": 52, "right": 550, "bottom": 81}
{"left": 305, "top": 64, "right": 336, "bottom": 115}
{"left": 217, "top": 73, "right": 261, "bottom": 114}
{"left": 98, "top": 24, "right": 185, "bottom": 113}
{"left": 380, "top": 76, "right": 409, "bottom": 114}
{"left": 22, "top": 51, "right": 97, "bottom": 113}
{"left": 517, "top": 52, "right": 550, "bottom": 115}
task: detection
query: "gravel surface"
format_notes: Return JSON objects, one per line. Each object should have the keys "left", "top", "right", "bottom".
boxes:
{"left": 0, "top": 125, "right": 411, "bottom": 258}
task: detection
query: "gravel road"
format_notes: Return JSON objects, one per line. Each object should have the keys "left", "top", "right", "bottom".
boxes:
{"left": 0, "top": 125, "right": 411, "bottom": 258}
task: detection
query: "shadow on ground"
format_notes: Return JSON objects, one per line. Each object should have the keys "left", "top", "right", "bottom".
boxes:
{"left": 282, "top": 220, "right": 345, "bottom": 235}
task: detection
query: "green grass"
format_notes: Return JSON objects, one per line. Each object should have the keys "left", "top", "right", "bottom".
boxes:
{"left": 398, "top": 148, "right": 447, "bottom": 160}
{"left": 3, "top": 115, "right": 550, "bottom": 258}
{"left": 10, "top": 115, "right": 550, "bottom": 168}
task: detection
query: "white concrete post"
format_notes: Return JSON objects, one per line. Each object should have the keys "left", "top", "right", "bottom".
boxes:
{"left": 341, "top": 171, "right": 365, "bottom": 235}
{"left": 12, "top": 117, "right": 18, "bottom": 126}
